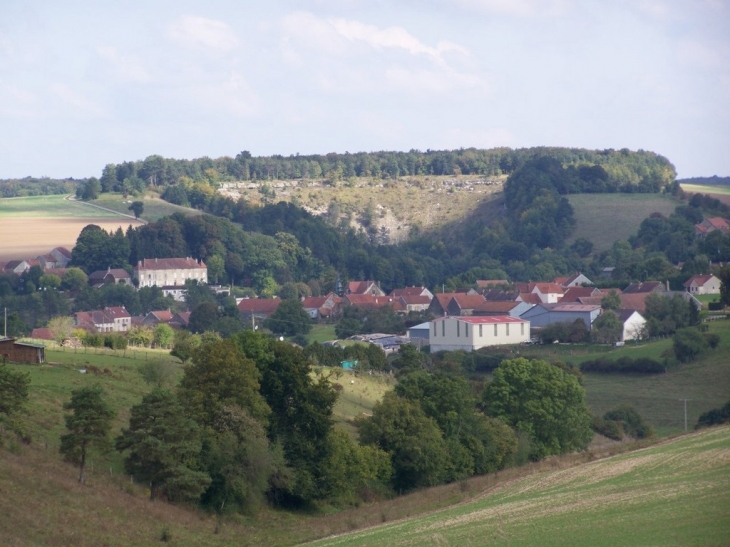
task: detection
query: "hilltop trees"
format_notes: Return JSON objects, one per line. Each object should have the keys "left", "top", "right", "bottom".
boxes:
{"left": 0, "top": 364, "right": 30, "bottom": 434}
{"left": 264, "top": 299, "right": 312, "bottom": 337}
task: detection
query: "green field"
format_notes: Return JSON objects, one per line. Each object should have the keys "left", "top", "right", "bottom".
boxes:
{"left": 681, "top": 183, "right": 730, "bottom": 196}
{"left": 0, "top": 194, "right": 121, "bottom": 218}
{"left": 567, "top": 193, "right": 679, "bottom": 252}
{"left": 91, "top": 192, "right": 202, "bottom": 222}
{"left": 309, "top": 426, "right": 730, "bottom": 547}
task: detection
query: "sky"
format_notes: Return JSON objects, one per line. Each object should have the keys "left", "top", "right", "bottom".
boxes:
{"left": 1, "top": 0, "right": 728, "bottom": 179}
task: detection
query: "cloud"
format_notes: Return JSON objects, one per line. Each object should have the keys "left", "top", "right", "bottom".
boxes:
{"left": 450, "top": 0, "right": 569, "bottom": 17}
{"left": 329, "top": 18, "right": 468, "bottom": 64}
{"left": 167, "top": 15, "right": 239, "bottom": 52}
{"left": 441, "top": 127, "right": 516, "bottom": 148}
{"left": 96, "top": 46, "right": 149, "bottom": 82}
{"left": 385, "top": 67, "right": 489, "bottom": 94}
{"left": 677, "top": 39, "right": 723, "bottom": 68}
{"left": 0, "top": 81, "right": 37, "bottom": 118}
{"left": 183, "top": 71, "right": 259, "bottom": 117}
{"left": 281, "top": 11, "right": 468, "bottom": 64}
{"left": 49, "top": 83, "right": 105, "bottom": 117}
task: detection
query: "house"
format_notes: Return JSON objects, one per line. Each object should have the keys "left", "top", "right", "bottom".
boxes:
{"left": 104, "top": 306, "right": 132, "bottom": 332}
{"left": 520, "top": 303, "right": 602, "bottom": 329}
{"left": 695, "top": 217, "right": 730, "bottom": 237}
{"left": 622, "top": 281, "right": 667, "bottom": 294}
{"left": 398, "top": 294, "right": 432, "bottom": 313}
{"left": 169, "top": 312, "right": 191, "bottom": 329}
{"left": 302, "top": 293, "right": 342, "bottom": 319}
{"left": 50, "top": 247, "right": 73, "bottom": 268}
{"left": 428, "top": 293, "right": 460, "bottom": 316}
{"left": 578, "top": 293, "right": 650, "bottom": 314}
{"left": 516, "top": 292, "right": 543, "bottom": 305}
{"left": 134, "top": 257, "right": 207, "bottom": 289}
{"left": 160, "top": 286, "right": 188, "bottom": 302}
{"left": 445, "top": 294, "right": 487, "bottom": 316}
{"left": 0, "top": 338, "right": 45, "bottom": 364}
{"left": 482, "top": 289, "right": 519, "bottom": 301}
{"left": 37, "top": 253, "right": 65, "bottom": 270}
{"left": 388, "top": 286, "right": 434, "bottom": 299}
{"left": 429, "top": 316, "right": 530, "bottom": 352}
{"left": 614, "top": 309, "right": 647, "bottom": 341}
{"left": 342, "top": 294, "right": 405, "bottom": 312}
{"left": 407, "top": 322, "right": 431, "bottom": 343}
{"left": 89, "top": 267, "right": 132, "bottom": 288}
{"left": 529, "top": 282, "right": 565, "bottom": 303}
{"left": 554, "top": 272, "right": 593, "bottom": 288}
{"left": 560, "top": 286, "right": 603, "bottom": 302}
{"left": 684, "top": 274, "right": 721, "bottom": 295}
{"left": 601, "top": 267, "right": 616, "bottom": 279}
{"left": 346, "top": 280, "right": 386, "bottom": 297}
{"left": 74, "top": 310, "right": 115, "bottom": 333}
{"left": 476, "top": 280, "right": 510, "bottom": 289}
{"left": 3, "top": 260, "right": 31, "bottom": 274}
{"left": 473, "top": 300, "right": 533, "bottom": 318}
{"left": 237, "top": 298, "right": 282, "bottom": 321}
{"left": 141, "top": 310, "right": 175, "bottom": 327}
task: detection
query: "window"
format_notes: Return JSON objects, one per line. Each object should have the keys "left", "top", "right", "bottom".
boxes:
{"left": 479, "top": 324, "right": 483, "bottom": 337}
{"left": 521, "top": 323, "right": 524, "bottom": 335}
{"left": 465, "top": 323, "right": 469, "bottom": 337}
{"left": 433, "top": 322, "right": 437, "bottom": 337}
{"left": 494, "top": 324, "right": 498, "bottom": 336}
{"left": 442, "top": 321, "right": 445, "bottom": 337}
{"left": 457, "top": 321, "right": 460, "bottom": 337}
{"left": 506, "top": 324, "right": 510, "bottom": 336}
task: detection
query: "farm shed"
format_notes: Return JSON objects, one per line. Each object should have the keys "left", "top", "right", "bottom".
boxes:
{"left": 0, "top": 338, "right": 45, "bottom": 364}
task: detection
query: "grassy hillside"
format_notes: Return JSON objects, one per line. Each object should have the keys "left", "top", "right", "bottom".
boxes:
{"left": 566, "top": 193, "right": 679, "bottom": 252}
{"left": 91, "top": 192, "right": 202, "bottom": 222}
{"left": 520, "top": 320, "right": 730, "bottom": 435}
{"left": 308, "top": 426, "right": 730, "bottom": 547}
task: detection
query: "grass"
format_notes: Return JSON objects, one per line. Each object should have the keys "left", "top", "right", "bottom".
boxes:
{"left": 91, "top": 192, "right": 202, "bottom": 222}
{"left": 681, "top": 183, "right": 730, "bottom": 196}
{"left": 520, "top": 320, "right": 730, "bottom": 435}
{"left": 307, "top": 324, "right": 338, "bottom": 344}
{"left": 307, "top": 426, "right": 730, "bottom": 547}
{"left": 0, "top": 194, "right": 121, "bottom": 218}
{"left": 566, "top": 193, "right": 679, "bottom": 251}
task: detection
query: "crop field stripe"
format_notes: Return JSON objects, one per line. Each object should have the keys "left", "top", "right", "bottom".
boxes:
{"left": 307, "top": 426, "right": 730, "bottom": 547}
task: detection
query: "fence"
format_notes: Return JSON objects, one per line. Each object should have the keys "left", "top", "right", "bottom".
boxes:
{"left": 20, "top": 338, "right": 173, "bottom": 361}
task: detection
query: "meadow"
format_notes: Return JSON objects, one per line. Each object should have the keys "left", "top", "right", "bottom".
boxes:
{"left": 566, "top": 193, "right": 679, "bottom": 252}
{"left": 0, "top": 194, "right": 143, "bottom": 261}
{"left": 308, "top": 426, "right": 730, "bottom": 547}
{"left": 90, "top": 192, "right": 202, "bottom": 222}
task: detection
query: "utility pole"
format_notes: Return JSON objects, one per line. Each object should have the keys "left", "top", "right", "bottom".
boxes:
{"left": 3, "top": 307, "right": 6, "bottom": 339}
{"left": 680, "top": 398, "right": 691, "bottom": 432}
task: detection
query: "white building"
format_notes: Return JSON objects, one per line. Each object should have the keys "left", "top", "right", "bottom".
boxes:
{"left": 684, "top": 274, "right": 721, "bottom": 295}
{"left": 429, "top": 316, "right": 530, "bottom": 352}
{"left": 134, "top": 257, "right": 207, "bottom": 289}
{"left": 615, "top": 309, "right": 647, "bottom": 342}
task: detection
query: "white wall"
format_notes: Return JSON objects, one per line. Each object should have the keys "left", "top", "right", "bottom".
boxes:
{"left": 430, "top": 317, "right": 529, "bottom": 352}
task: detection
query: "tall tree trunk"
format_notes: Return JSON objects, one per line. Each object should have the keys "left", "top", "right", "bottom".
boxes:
{"left": 78, "top": 447, "right": 86, "bottom": 484}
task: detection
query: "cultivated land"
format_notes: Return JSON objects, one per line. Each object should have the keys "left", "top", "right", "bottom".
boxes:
{"left": 681, "top": 183, "right": 730, "bottom": 206}
{"left": 566, "top": 193, "right": 679, "bottom": 252}
{"left": 308, "top": 426, "right": 730, "bottom": 547}
{"left": 0, "top": 194, "right": 143, "bottom": 261}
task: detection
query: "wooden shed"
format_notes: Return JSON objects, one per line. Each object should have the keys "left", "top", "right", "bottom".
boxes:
{"left": 0, "top": 338, "right": 45, "bottom": 364}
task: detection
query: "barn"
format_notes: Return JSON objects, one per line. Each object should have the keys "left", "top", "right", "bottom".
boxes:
{"left": 0, "top": 338, "right": 46, "bottom": 364}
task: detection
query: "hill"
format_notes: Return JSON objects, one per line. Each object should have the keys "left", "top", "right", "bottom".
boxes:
{"left": 308, "top": 426, "right": 730, "bottom": 547}
{"left": 90, "top": 192, "right": 202, "bottom": 223}
{"left": 565, "top": 193, "right": 679, "bottom": 252}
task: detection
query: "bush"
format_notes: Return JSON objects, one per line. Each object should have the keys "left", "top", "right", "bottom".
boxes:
{"left": 580, "top": 356, "right": 665, "bottom": 374}
{"left": 603, "top": 404, "right": 653, "bottom": 439}
{"left": 104, "top": 333, "right": 128, "bottom": 350}
{"left": 704, "top": 333, "right": 721, "bottom": 349}
{"left": 591, "top": 416, "right": 623, "bottom": 440}
{"left": 82, "top": 333, "right": 104, "bottom": 347}
{"left": 673, "top": 327, "right": 707, "bottom": 363}
{"left": 696, "top": 399, "right": 730, "bottom": 429}
{"left": 708, "top": 301, "right": 724, "bottom": 311}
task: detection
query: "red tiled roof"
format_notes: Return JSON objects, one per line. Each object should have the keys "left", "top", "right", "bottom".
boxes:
{"left": 149, "top": 310, "right": 174, "bottom": 322}
{"left": 105, "top": 306, "right": 131, "bottom": 318}
{"left": 400, "top": 295, "right": 432, "bottom": 305}
{"left": 531, "top": 282, "right": 565, "bottom": 294}
{"left": 623, "top": 281, "right": 665, "bottom": 294}
{"left": 136, "top": 257, "right": 206, "bottom": 270}
{"left": 237, "top": 299, "right": 282, "bottom": 313}
{"left": 53, "top": 247, "right": 72, "bottom": 258}
{"left": 451, "top": 294, "right": 487, "bottom": 309}
{"left": 684, "top": 274, "right": 716, "bottom": 287}
{"left": 561, "top": 286, "right": 601, "bottom": 302}
{"left": 473, "top": 301, "right": 521, "bottom": 313}
{"left": 518, "top": 293, "right": 542, "bottom": 304}
{"left": 579, "top": 293, "right": 650, "bottom": 313}
{"left": 31, "top": 327, "right": 54, "bottom": 340}
{"left": 435, "top": 315, "right": 527, "bottom": 324}
{"left": 389, "top": 286, "right": 430, "bottom": 297}
{"left": 344, "top": 294, "right": 399, "bottom": 308}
